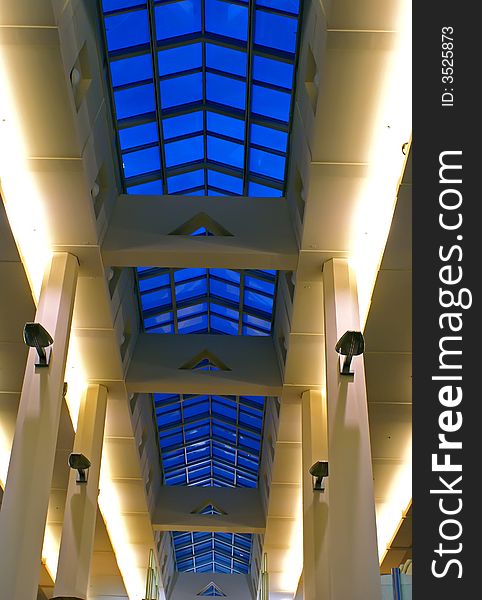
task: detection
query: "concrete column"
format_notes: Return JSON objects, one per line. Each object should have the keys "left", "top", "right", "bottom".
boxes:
{"left": 322, "top": 258, "right": 381, "bottom": 600}
{"left": 301, "top": 389, "right": 330, "bottom": 600}
{"left": 53, "top": 384, "right": 108, "bottom": 600}
{"left": 0, "top": 253, "right": 79, "bottom": 600}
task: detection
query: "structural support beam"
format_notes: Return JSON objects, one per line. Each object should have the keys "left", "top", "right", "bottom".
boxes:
{"left": 102, "top": 194, "right": 298, "bottom": 270}
{"left": 53, "top": 384, "right": 108, "bottom": 600}
{"left": 126, "top": 333, "right": 282, "bottom": 396}
{"left": 152, "top": 486, "right": 265, "bottom": 533}
{"left": 322, "top": 258, "right": 381, "bottom": 600}
{"left": 301, "top": 389, "right": 330, "bottom": 600}
{"left": 0, "top": 253, "right": 78, "bottom": 600}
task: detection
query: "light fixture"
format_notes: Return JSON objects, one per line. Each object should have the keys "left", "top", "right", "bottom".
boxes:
{"left": 309, "top": 461, "right": 329, "bottom": 491}
{"left": 335, "top": 330, "right": 365, "bottom": 375}
{"left": 68, "top": 453, "right": 91, "bottom": 484}
{"left": 23, "top": 322, "right": 53, "bottom": 367}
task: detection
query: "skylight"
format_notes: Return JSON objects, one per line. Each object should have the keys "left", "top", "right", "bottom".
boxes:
{"left": 155, "top": 392, "right": 265, "bottom": 573}
{"left": 99, "top": 0, "right": 301, "bottom": 196}
{"left": 137, "top": 267, "right": 277, "bottom": 335}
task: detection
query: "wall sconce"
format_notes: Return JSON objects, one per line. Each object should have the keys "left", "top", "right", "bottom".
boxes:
{"left": 68, "top": 453, "right": 91, "bottom": 484}
{"left": 335, "top": 330, "right": 365, "bottom": 375}
{"left": 309, "top": 461, "right": 329, "bottom": 492}
{"left": 23, "top": 322, "right": 53, "bottom": 367}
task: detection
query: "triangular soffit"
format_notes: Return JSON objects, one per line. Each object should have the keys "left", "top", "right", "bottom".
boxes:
{"left": 191, "top": 502, "right": 228, "bottom": 516}
{"left": 179, "top": 349, "right": 231, "bottom": 372}
{"left": 197, "top": 581, "right": 227, "bottom": 596}
{"left": 168, "top": 212, "right": 233, "bottom": 237}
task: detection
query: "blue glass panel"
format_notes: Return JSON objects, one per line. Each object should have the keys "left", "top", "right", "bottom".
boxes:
{"left": 207, "top": 189, "right": 226, "bottom": 197}
{"left": 119, "top": 122, "right": 158, "bottom": 150}
{"left": 164, "top": 135, "right": 204, "bottom": 167}
{"left": 244, "top": 289, "right": 274, "bottom": 313}
{"left": 243, "top": 313, "right": 271, "bottom": 332}
{"left": 110, "top": 54, "right": 152, "bottom": 87}
{"left": 207, "top": 170, "right": 243, "bottom": 194}
{"left": 251, "top": 84, "right": 291, "bottom": 122}
{"left": 253, "top": 55, "right": 294, "bottom": 89}
{"left": 155, "top": 0, "right": 201, "bottom": 40}
{"left": 210, "top": 303, "right": 239, "bottom": 321}
{"left": 127, "top": 179, "right": 163, "bottom": 194}
{"left": 163, "top": 112, "right": 203, "bottom": 140}
{"left": 105, "top": 10, "right": 150, "bottom": 52}
{"left": 207, "top": 136, "right": 244, "bottom": 168}
{"left": 123, "top": 146, "right": 161, "bottom": 177}
{"left": 245, "top": 275, "right": 275, "bottom": 294}
{"left": 160, "top": 72, "right": 203, "bottom": 108}
{"left": 206, "top": 43, "right": 247, "bottom": 77}
{"left": 205, "top": 0, "right": 248, "bottom": 41}
{"left": 248, "top": 181, "right": 282, "bottom": 197}
{"left": 168, "top": 169, "right": 204, "bottom": 193}
{"left": 177, "top": 302, "right": 208, "bottom": 319}
{"left": 158, "top": 43, "right": 202, "bottom": 76}
{"left": 211, "top": 315, "right": 238, "bottom": 334}
{"left": 114, "top": 83, "right": 155, "bottom": 120}
{"left": 250, "top": 123, "right": 288, "bottom": 152}
{"left": 206, "top": 73, "right": 246, "bottom": 110}
{"left": 250, "top": 147, "right": 286, "bottom": 180}
{"left": 141, "top": 287, "right": 171, "bottom": 310}
{"left": 210, "top": 269, "right": 240, "bottom": 283}
{"left": 144, "top": 312, "right": 173, "bottom": 329}
{"left": 174, "top": 268, "right": 206, "bottom": 282}
{"left": 138, "top": 272, "right": 170, "bottom": 292}
{"left": 102, "top": 0, "right": 145, "bottom": 11}
{"left": 207, "top": 112, "right": 245, "bottom": 141}
{"left": 255, "top": 10, "right": 298, "bottom": 53}
{"left": 257, "top": 0, "right": 299, "bottom": 14}
{"left": 176, "top": 277, "right": 207, "bottom": 301}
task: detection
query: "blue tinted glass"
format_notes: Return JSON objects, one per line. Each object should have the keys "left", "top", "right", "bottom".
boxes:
{"left": 123, "top": 146, "right": 161, "bottom": 178}
{"left": 244, "top": 289, "right": 273, "bottom": 313}
{"left": 119, "top": 122, "right": 158, "bottom": 150}
{"left": 210, "top": 269, "right": 240, "bottom": 283}
{"left": 110, "top": 54, "right": 152, "bottom": 87}
{"left": 207, "top": 189, "right": 226, "bottom": 196}
{"left": 251, "top": 85, "right": 291, "bottom": 122}
{"left": 160, "top": 73, "right": 203, "bottom": 108}
{"left": 257, "top": 0, "right": 299, "bottom": 14}
{"left": 207, "top": 112, "right": 245, "bottom": 141}
{"left": 158, "top": 43, "right": 202, "bottom": 76}
{"left": 127, "top": 179, "right": 163, "bottom": 194}
{"left": 250, "top": 123, "right": 288, "bottom": 152}
{"left": 248, "top": 181, "right": 282, "bottom": 197}
{"left": 102, "top": 0, "right": 145, "bottom": 11}
{"left": 207, "top": 170, "right": 243, "bottom": 194}
{"left": 206, "top": 73, "right": 246, "bottom": 110}
{"left": 206, "top": 44, "right": 247, "bottom": 77}
{"left": 141, "top": 287, "right": 171, "bottom": 310}
{"left": 207, "top": 136, "right": 244, "bottom": 168}
{"left": 254, "top": 10, "right": 298, "bottom": 53}
{"left": 245, "top": 275, "right": 275, "bottom": 294}
{"left": 250, "top": 148, "right": 286, "bottom": 180}
{"left": 105, "top": 10, "right": 150, "bottom": 52}
{"left": 138, "top": 272, "right": 169, "bottom": 292}
{"left": 210, "top": 279, "right": 240, "bottom": 303}
{"left": 211, "top": 315, "right": 238, "bottom": 334}
{"left": 163, "top": 112, "right": 203, "bottom": 140}
{"left": 155, "top": 0, "right": 201, "bottom": 40}
{"left": 165, "top": 135, "right": 204, "bottom": 167}
{"left": 168, "top": 169, "right": 205, "bottom": 192}
{"left": 176, "top": 278, "right": 207, "bottom": 301}
{"left": 211, "top": 304, "right": 239, "bottom": 321}
{"left": 205, "top": 0, "right": 248, "bottom": 41}
{"left": 114, "top": 83, "right": 155, "bottom": 119}
{"left": 174, "top": 268, "right": 206, "bottom": 282}
{"left": 253, "top": 55, "right": 294, "bottom": 88}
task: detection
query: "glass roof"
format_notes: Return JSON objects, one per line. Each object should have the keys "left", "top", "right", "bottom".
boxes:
{"left": 156, "top": 393, "right": 265, "bottom": 573}
{"left": 99, "top": 0, "right": 302, "bottom": 197}
{"left": 155, "top": 393, "right": 265, "bottom": 487}
{"left": 137, "top": 267, "right": 277, "bottom": 335}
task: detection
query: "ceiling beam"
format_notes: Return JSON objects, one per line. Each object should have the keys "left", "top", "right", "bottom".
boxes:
{"left": 126, "top": 333, "right": 283, "bottom": 396}
{"left": 152, "top": 487, "right": 265, "bottom": 533}
{"left": 102, "top": 194, "right": 298, "bottom": 270}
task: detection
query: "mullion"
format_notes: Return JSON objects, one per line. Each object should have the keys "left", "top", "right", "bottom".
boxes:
{"left": 168, "top": 269, "right": 179, "bottom": 333}
{"left": 146, "top": 0, "right": 169, "bottom": 194}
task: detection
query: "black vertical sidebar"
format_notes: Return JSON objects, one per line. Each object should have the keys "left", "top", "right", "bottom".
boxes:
{"left": 413, "top": 4, "right": 481, "bottom": 599}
